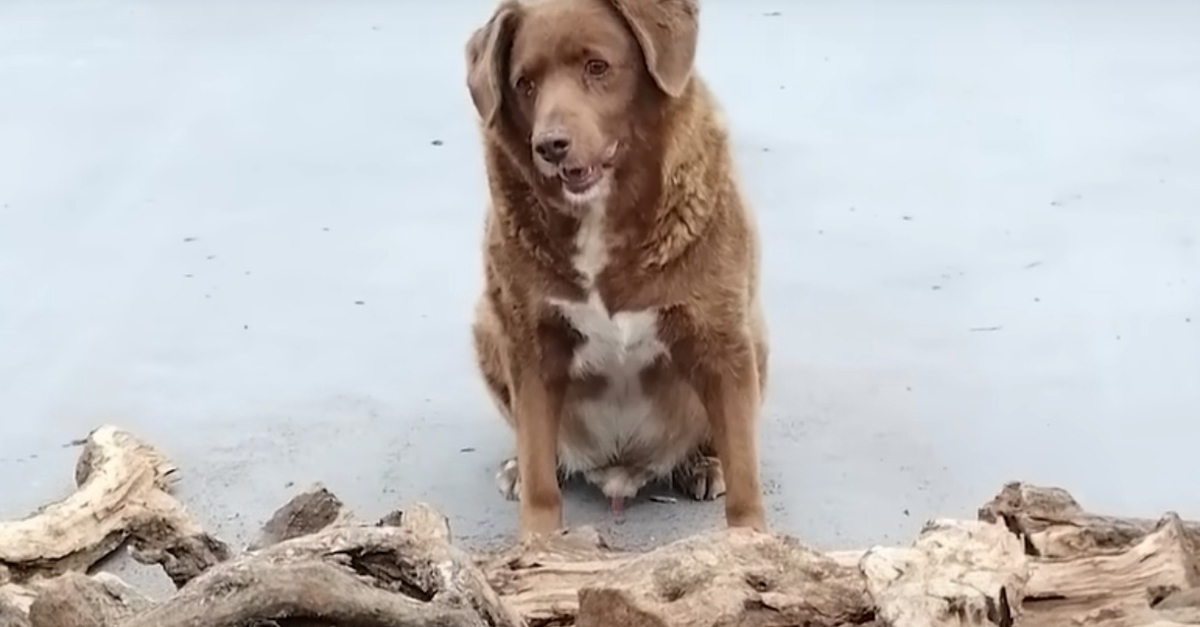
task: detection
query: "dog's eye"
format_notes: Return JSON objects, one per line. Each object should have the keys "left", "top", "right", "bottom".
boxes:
{"left": 514, "top": 76, "right": 534, "bottom": 94}
{"left": 584, "top": 59, "right": 609, "bottom": 77}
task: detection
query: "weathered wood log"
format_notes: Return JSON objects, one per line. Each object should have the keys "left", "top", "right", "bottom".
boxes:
{"left": 482, "top": 527, "right": 636, "bottom": 626}
{"left": 14, "top": 487, "right": 504, "bottom": 627}
{"left": 0, "top": 594, "right": 32, "bottom": 627}
{"left": 0, "top": 581, "right": 37, "bottom": 617}
{"left": 485, "top": 521, "right": 1022, "bottom": 626}
{"left": 236, "top": 486, "right": 352, "bottom": 627}
{"left": 0, "top": 425, "right": 230, "bottom": 589}
{"left": 1016, "top": 513, "right": 1200, "bottom": 627}
{"left": 978, "top": 481, "right": 1200, "bottom": 559}
{"left": 0, "top": 426, "right": 190, "bottom": 581}
{"left": 13, "top": 487, "right": 355, "bottom": 627}
{"left": 123, "top": 559, "right": 485, "bottom": 627}
{"left": 27, "top": 572, "right": 154, "bottom": 627}
{"left": 385, "top": 501, "right": 452, "bottom": 543}
{"left": 482, "top": 521, "right": 878, "bottom": 624}
{"left": 117, "top": 517, "right": 522, "bottom": 627}
{"left": 12, "top": 424, "right": 1200, "bottom": 627}
{"left": 480, "top": 484, "right": 1200, "bottom": 627}
{"left": 860, "top": 519, "right": 1027, "bottom": 626}
{"left": 247, "top": 484, "right": 348, "bottom": 551}
{"left": 576, "top": 528, "right": 875, "bottom": 627}
{"left": 124, "top": 488, "right": 231, "bottom": 588}
{"left": 977, "top": 483, "right": 1200, "bottom": 627}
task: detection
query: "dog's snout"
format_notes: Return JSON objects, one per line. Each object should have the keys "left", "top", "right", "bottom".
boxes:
{"left": 534, "top": 131, "right": 571, "bottom": 164}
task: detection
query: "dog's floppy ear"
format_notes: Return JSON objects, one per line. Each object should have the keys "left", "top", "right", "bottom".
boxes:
{"left": 466, "top": 1, "right": 521, "bottom": 126}
{"left": 609, "top": 0, "right": 699, "bottom": 98}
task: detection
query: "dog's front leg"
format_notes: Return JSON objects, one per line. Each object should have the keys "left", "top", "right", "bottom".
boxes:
{"left": 685, "top": 333, "right": 767, "bottom": 532}
{"left": 512, "top": 365, "right": 566, "bottom": 538}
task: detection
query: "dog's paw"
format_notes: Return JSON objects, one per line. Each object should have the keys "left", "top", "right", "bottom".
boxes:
{"left": 495, "top": 457, "right": 521, "bottom": 501}
{"left": 675, "top": 455, "right": 726, "bottom": 501}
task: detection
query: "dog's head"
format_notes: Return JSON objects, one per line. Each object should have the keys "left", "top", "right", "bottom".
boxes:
{"left": 466, "top": 0, "right": 699, "bottom": 208}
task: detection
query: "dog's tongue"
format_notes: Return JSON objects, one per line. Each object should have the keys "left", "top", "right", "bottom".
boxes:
{"left": 610, "top": 496, "right": 624, "bottom": 514}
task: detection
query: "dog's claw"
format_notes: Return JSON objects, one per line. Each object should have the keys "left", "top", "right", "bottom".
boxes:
{"left": 675, "top": 455, "right": 727, "bottom": 501}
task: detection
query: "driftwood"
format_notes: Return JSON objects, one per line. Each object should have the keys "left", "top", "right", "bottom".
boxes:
{"left": 28, "top": 572, "right": 153, "bottom": 627}
{"left": 0, "top": 427, "right": 231, "bottom": 623}
{"left": 0, "top": 583, "right": 36, "bottom": 618}
{"left": 246, "top": 484, "right": 348, "bottom": 550}
{"left": 481, "top": 526, "right": 876, "bottom": 627}
{"left": 979, "top": 483, "right": 1200, "bottom": 627}
{"left": 0, "top": 597, "right": 30, "bottom": 627}
{"left": 112, "top": 520, "right": 521, "bottom": 627}
{"left": 0, "top": 426, "right": 227, "bottom": 584}
{"left": 979, "top": 482, "right": 1200, "bottom": 559}
{"left": 3, "top": 428, "right": 1200, "bottom": 627}
{"left": 859, "top": 518, "right": 1026, "bottom": 626}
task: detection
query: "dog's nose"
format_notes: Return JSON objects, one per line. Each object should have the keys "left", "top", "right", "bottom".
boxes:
{"left": 534, "top": 132, "right": 571, "bottom": 164}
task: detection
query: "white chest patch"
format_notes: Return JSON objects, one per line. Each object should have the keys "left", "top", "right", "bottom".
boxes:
{"left": 570, "top": 199, "right": 609, "bottom": 287}
{"left": 555, "top": 293, "right": 665, "bottom": 377}
{"left": 548, "top": 200, "right": 670, "bottom": 472}
{"left": 550, "top": 200, "right": 666, "bottom": 378}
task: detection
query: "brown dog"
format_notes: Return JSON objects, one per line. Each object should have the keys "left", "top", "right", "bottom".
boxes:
{"left": 465, "top": 0, "right": 769, "bottom": 538}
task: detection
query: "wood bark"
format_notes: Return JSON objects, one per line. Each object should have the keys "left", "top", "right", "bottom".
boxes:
{"left": 0, "top": 596, "right": 31, "bottom": 627}
{"left": 7, "top": 427, "right": 1200, "bottom": 627}
{"left": 977, "top": 482, "right": 1200, "bottom": 627}
{"left": 247, "top": 483, "right": 348, "bottom": 551}
{"left": 117, "top": 509, "right": 520, "bottom": 627}
{"left": 0, "top": 582, "right": 36, "bottom": 617}
{"left": 0, "top": 426, "right": 223, "bottom": 582}
{"left": 977, "top": 481, "right": 1200, "bottom": 558}
{"left": 479, "top": 483, "right": 1200, "bottom": 627}
{"left": 28, "top": 572, "right": 153, "bottom": 627}
{"left": 0, "top": 425, "right": 230, "bottom": 590}
{"left": 489, "top": 526, "right": 877, "bottom": 627}
{"left": 574, "top": 529, "right": 874, "bottom": 627}
{"left": 860, "top": 519, "right": 1026, "bottom": 626}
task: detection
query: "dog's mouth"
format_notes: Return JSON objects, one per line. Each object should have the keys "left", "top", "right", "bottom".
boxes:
{"left": 559, "top": 165, "right": 605, "bottom": 194}
{"left": 556, "top": 143, "right": 618, "bottom": 198}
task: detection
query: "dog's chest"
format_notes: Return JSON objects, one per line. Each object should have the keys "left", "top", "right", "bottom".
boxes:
{"left": 549, "top": 204, "right": 671, "bottom": 471}
{"left": 555, "top": 295, "right": 663, "bottom": 376}
{"left": 550, "top": 204, "right": 666, "bottom": 378}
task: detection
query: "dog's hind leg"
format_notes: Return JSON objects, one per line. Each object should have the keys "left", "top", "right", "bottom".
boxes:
{"left": 473, "top": 297, "right": 529, "bottom": 501}
{"left": 472, "top": 297, "right": 514, "bottom": 424}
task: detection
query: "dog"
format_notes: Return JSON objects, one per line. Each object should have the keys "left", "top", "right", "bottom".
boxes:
{"left": 465, "top": 0, "right": 769, "bottom": 538}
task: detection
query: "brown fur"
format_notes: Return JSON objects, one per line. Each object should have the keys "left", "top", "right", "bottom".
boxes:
{"left": 465, "top": 0, "right": 769, "bottom": 538}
